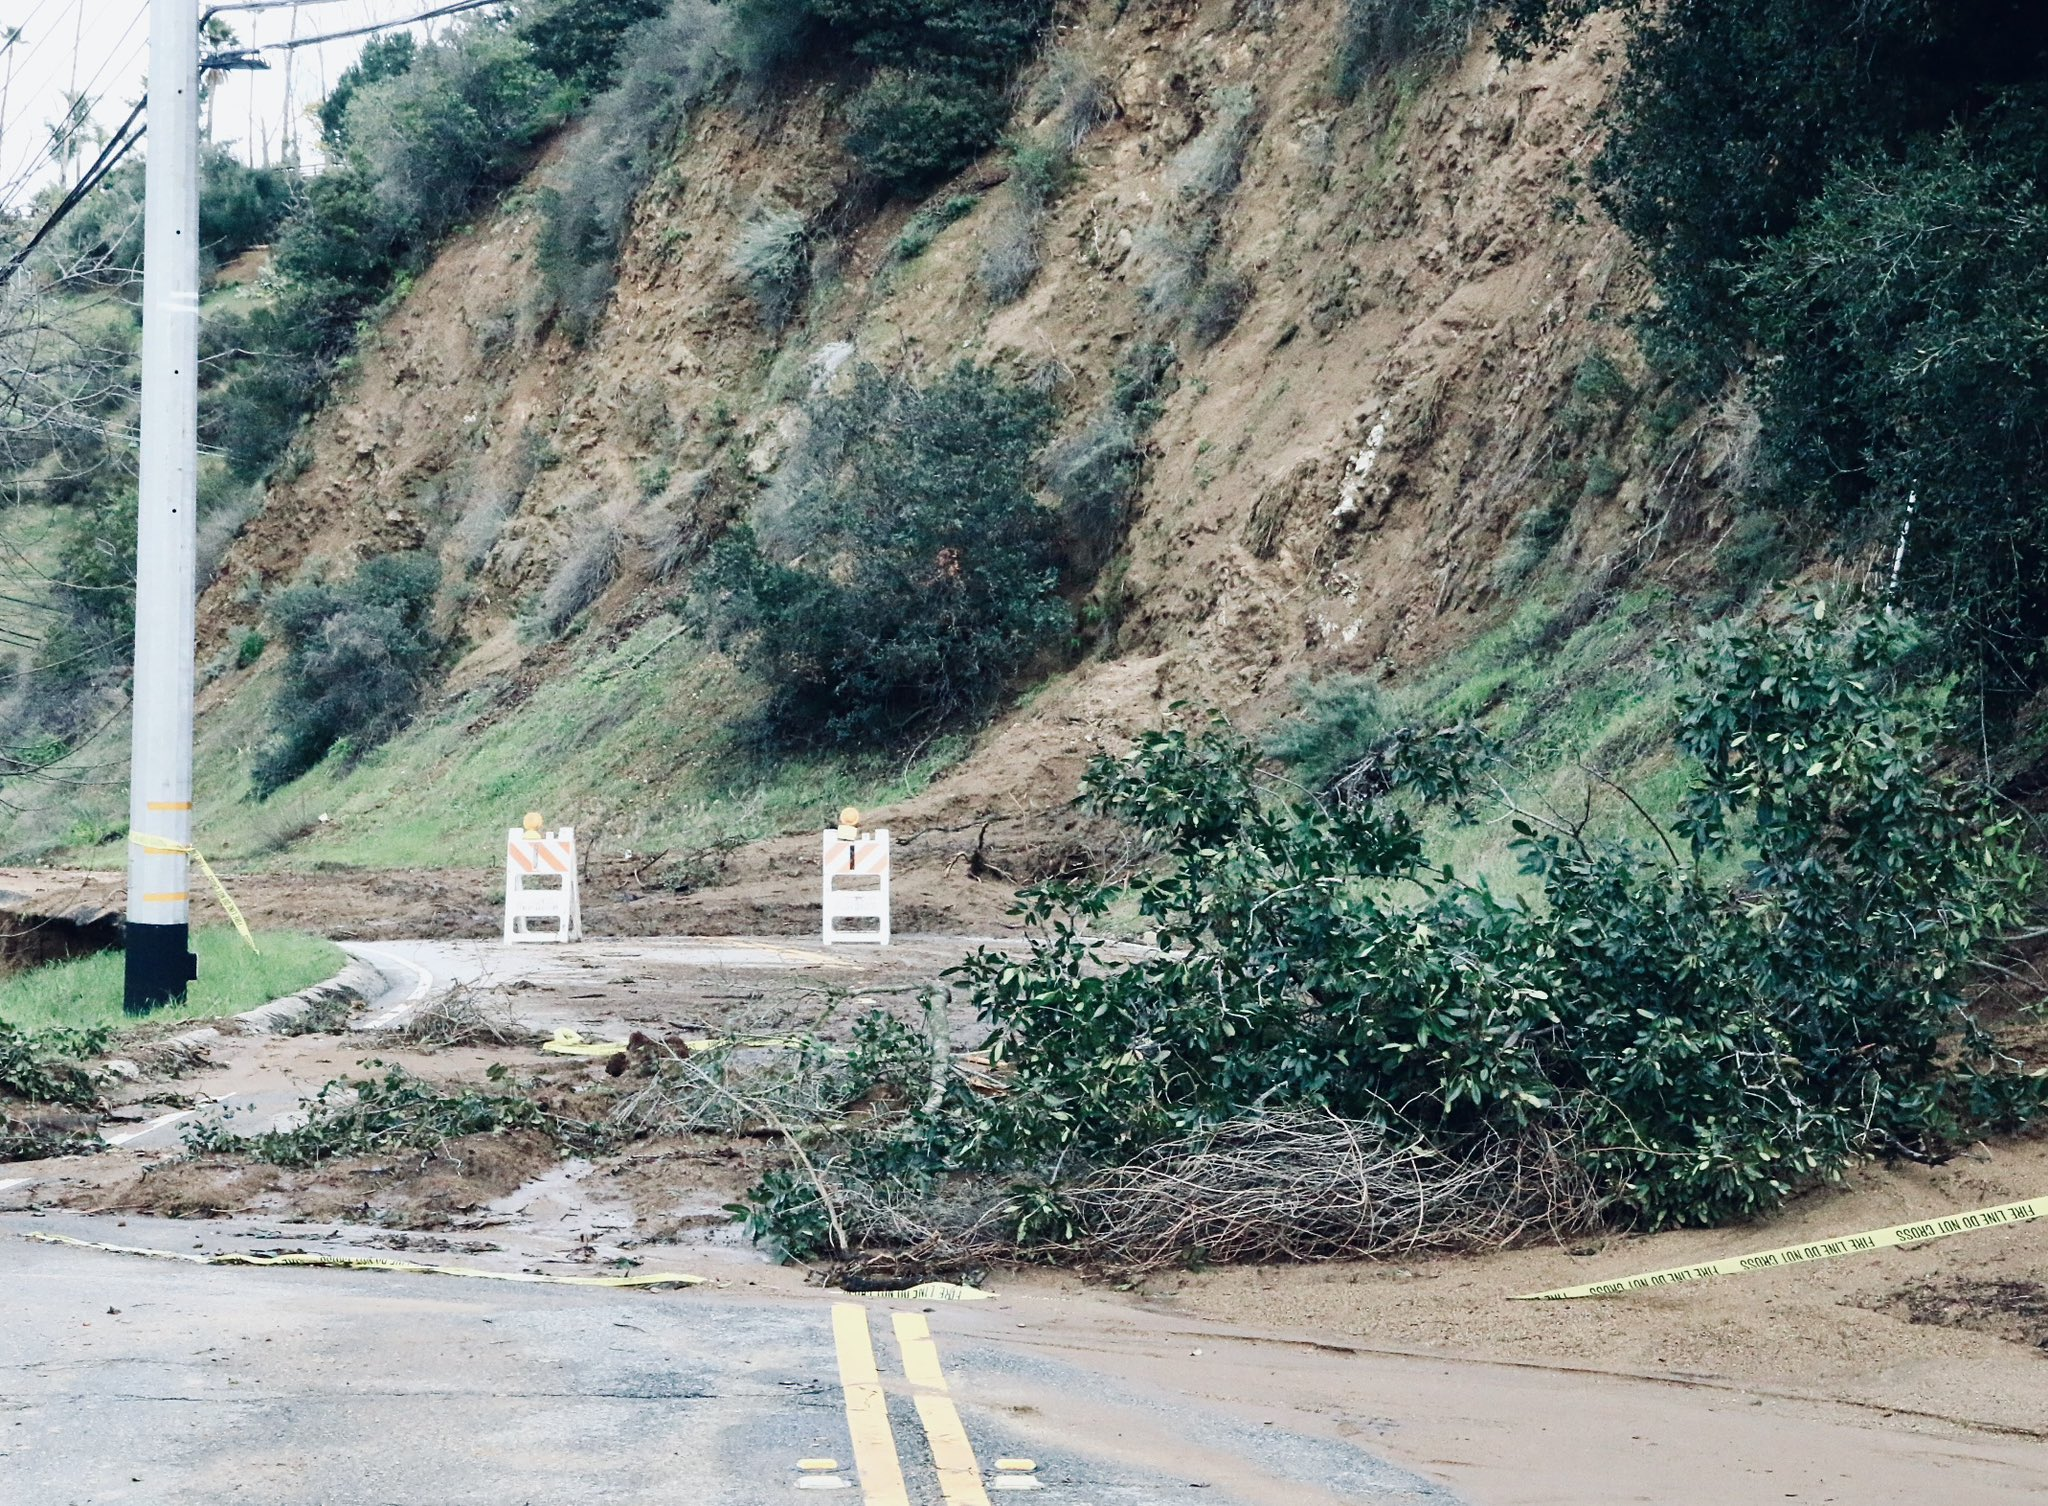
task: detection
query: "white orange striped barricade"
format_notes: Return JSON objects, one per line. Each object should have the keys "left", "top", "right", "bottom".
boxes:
{"left": 821, "top": 828, "right": 890, "bottom": 946}
{"left": 504, "top": 825, "right": 583, "bottom": 943}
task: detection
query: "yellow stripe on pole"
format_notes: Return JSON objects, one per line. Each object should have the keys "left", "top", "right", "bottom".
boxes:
{"left": 128, "top": 833, "right": 260, "bottom": 955}
{"left": 144, "top": 800, "right": 191, "bottom": 811}
{"left": 832, "top": 1303, "right": 912, "bottom": 1506}
{"left": 1512, "top": 1194, "right": 2047, "bottom": 1300}
{"left": 141, "top": 892, "right": 189, "bottom": 904}
{"left": 892, "top": 1312, "right": 991, "bottom": 1506}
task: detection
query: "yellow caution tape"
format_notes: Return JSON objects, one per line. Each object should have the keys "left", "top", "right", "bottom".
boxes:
{"left": 1513, "top": 1193, "right": 2046, "bottom": 1300}
{"left": 539, "top": 1029, "right": 812, "bottom": 1056}
{"left": 129, "top": 832, "right": 259, "bottom": 955}
{"left": 864, "top": 1281, "right": 993, "bottom": 1302}
{"left": 24, "top": 1232, "right": 705, "bottom": 1288}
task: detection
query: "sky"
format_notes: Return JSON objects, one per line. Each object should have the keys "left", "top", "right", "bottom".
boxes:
{"left": 1, "top": 0, "right": 472, "bottom": 215}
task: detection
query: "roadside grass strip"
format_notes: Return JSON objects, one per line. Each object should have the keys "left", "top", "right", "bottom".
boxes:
{"left": 0, "top": 929, "right": 342, "bottom": 1032}
{"left": 22, "top": 1232, "right": 705, "bottom": 1288}
{"left": 1513, "top": 1194, "right": 2045, "bottom": 1300}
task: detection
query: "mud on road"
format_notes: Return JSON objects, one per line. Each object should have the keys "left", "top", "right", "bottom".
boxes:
{"left": 3, "top": 934, "right": 2046, "bottom": 1504}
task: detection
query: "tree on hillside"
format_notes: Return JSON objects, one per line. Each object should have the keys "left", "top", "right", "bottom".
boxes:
{"left": 1499, "top": 0, "right": 2048, "bottom": 712}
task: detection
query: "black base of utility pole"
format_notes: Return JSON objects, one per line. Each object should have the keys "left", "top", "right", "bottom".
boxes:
{"left": 124, "top": 922, "right": 197, "bottom": 1015}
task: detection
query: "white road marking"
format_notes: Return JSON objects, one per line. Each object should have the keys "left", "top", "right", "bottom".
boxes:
{"left": 349, "top": 943, "right": 436, "bottom": 1029}
{"left": 102, "top": 1107, "right": 202, "bottom": 1147}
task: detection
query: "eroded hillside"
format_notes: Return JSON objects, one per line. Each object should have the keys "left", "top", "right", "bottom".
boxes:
{"left": 25, "top": 3, "right": 1755, "bottom": 902}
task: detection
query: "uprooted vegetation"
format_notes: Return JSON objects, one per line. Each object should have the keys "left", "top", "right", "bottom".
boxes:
{"left": 185, "top": 1062, "right": 612, "bottom": 1169}
{"left": 1, "top": 1021, "right": 110, "bottom": 1164}
{"left": 721, "top": 603, "right": 2045, "bottom": 1271}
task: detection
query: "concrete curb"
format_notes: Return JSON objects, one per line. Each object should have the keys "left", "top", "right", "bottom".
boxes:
{"left": 234, "top": 955, "right": 383, "bottom": 1034}
{"left": 148, "top": 953, "right": 381, "bottom": 1057}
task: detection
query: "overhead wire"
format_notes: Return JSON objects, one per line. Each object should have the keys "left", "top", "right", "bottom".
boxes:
{"left": 0, "top": 1, "right": 150, "bottom": 212}
{"left": 0, "top": 95, "right": 147, "bottom": 287}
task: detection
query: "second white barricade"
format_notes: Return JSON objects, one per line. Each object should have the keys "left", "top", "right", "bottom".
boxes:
{"left": 504, "top": 823, "right": 583, "bottom": 943}
{"left": 821, "top": 827, "right": 890, "bottom": 946}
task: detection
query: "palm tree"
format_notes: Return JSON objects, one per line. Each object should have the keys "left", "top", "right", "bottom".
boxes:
{"left": 0, "top": 28, "right": 24, "bottom": 174}
{"left": 200, "top": 18, "right": 240, "bottom": 145}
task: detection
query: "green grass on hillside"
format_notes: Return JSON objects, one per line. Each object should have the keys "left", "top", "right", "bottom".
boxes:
{"left": 1349, "top": 584, "right": 1696, "bottom": 899}
{"left": 0, "top": 929, "right": 343, "bottom": 1033}
{"left": 5, "top": 621, "right": 968, "bottom": 876}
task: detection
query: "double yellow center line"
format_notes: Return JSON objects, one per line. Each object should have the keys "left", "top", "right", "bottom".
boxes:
{"left": 830, "top": 1303, "right": 991, "bottom": 1506}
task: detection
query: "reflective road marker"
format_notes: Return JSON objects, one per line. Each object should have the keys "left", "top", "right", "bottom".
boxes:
{"left": 892, "top": 1311, "right": 992, "bottom": 1506}
{"left": 831, "top": 1304, "right": 911, "bottom": 1506}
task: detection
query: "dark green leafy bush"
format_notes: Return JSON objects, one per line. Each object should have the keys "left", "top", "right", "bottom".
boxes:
{"left": 0, "top": 1022, "right": 109, "bottom": 1108}
{"left": 699, "top": 362, "right": 1064, "bottom": 746}
{"left": 1499, "top": 1, "right": 2048, "bottom": 704}
{"left": 741, "top": 604, "right": 2043, "bottom": 1253}
{"left": 735, "top": 0, "right": 1051, "bottom": 190}
{"left": 514, "top": 0, "right": 670, "bottom": 89}
{"left": 845, "top": 70, "right": 1008, "bottom": 192}
{"left": 252, "top": 553, "right": 442, "bottom": 797}
{"left": 1742, "top": 122, "right": 2048, "bottom": 704}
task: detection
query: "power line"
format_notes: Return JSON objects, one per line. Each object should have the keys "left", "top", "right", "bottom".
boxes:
{"left": 0, "top": 5, "right": 150, "bottom": 211}
{"left": 0, "top": 96, "right": 147, "bottom": 288}
{"left": 206, "top": 0, "right": 505, "bottom": 63}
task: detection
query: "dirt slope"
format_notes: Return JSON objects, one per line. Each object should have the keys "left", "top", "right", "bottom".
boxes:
{"left": 177, "top": 4, "right": 1736, "bottom": 853}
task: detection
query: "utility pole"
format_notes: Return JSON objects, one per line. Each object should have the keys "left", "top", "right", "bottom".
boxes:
{"left": 124, "top": 0, "right": 202, "bottom": 1014}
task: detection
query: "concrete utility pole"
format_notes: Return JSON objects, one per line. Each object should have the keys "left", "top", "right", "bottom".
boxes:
{"left": 124, "top": 0, "right": 203, "bottom": 1014}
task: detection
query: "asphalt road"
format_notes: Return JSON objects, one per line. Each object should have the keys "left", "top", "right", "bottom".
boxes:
{"left": 0, "top": 1211, "right": 1454, "bottom": 1506}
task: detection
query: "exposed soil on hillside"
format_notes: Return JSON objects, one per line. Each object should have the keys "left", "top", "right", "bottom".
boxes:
{"left": 166, "top": 4, "right": 1740, "bottom": 859}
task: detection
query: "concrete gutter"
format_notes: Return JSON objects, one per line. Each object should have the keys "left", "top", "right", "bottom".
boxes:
{"left": 145, "top": 952, "right": 384, "bottom": 1058}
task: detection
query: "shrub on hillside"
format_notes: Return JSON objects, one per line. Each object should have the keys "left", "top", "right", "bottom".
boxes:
{"left": 318, "top": 33, "right": 417, "bottom": 148}
{"left": 514, "top": 0, "right": 669, "bottom": 90}
{"left": 976, "top": 206, "right": 1043, "bottom": 304}
{"left": 1042, "top": 412, "right": 1140, "bottom": 577}
{"left": 1743, "top": 125, "right": 2048, "bottom": 707}
{"left": 737, "top": 603, "right": 2045, "bottom": 1259}
{"left": 204, "top": 19, "right": 574, "bottom": 480}
{"left": 1188, "top": 264, "right": 1253, "bottom": 346}
{"left": 734, "top": 0, "right": 1051, "bottom": 189}
{"left": 534, "top": 2, "right": 732, "bottom": 340}
{"left": 728, "top": 203, "right": 811, "bottom": 330}
{"left": 1260, "top": 673, "right": 1394, "bottom": 790}
{"left": 343, "top": 26, "right": 565, "bottom": 242}
{"left": 1499, "top": 1, "right": 2048, "bottom": 709}
{"left": 976, "top": 135, "right": 1076, "bottom": 304}
{"left": 252, "top": 553, "right": 442, "bottom": 797}
{"left": 1335, "top": 0, "right": 1488, "bottom": 99}
{"left": 845, "top": 71, "right": 1008, "bottom": 192}
{"left": 530, "top": 523, "right": 622, "bottom": 639}
{"left": 698, "top": 362, "right": 1063, "bottom": 746}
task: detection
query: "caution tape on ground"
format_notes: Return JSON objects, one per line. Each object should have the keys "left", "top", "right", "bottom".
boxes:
{"left": 1512, "top": 1193, "right": 2045, "bottom": 1301}
{"left": 539, "top": 1029, "right": 813, "bottom": 1057}
{"left": 128, "top": 833, "right": 259, "bottom": 954}
{"left": 867, "top": 1281, "right": 992, "bottom": 1302}
{"left": 23, "top": 1232, "right": 705, "bottom": 1288}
